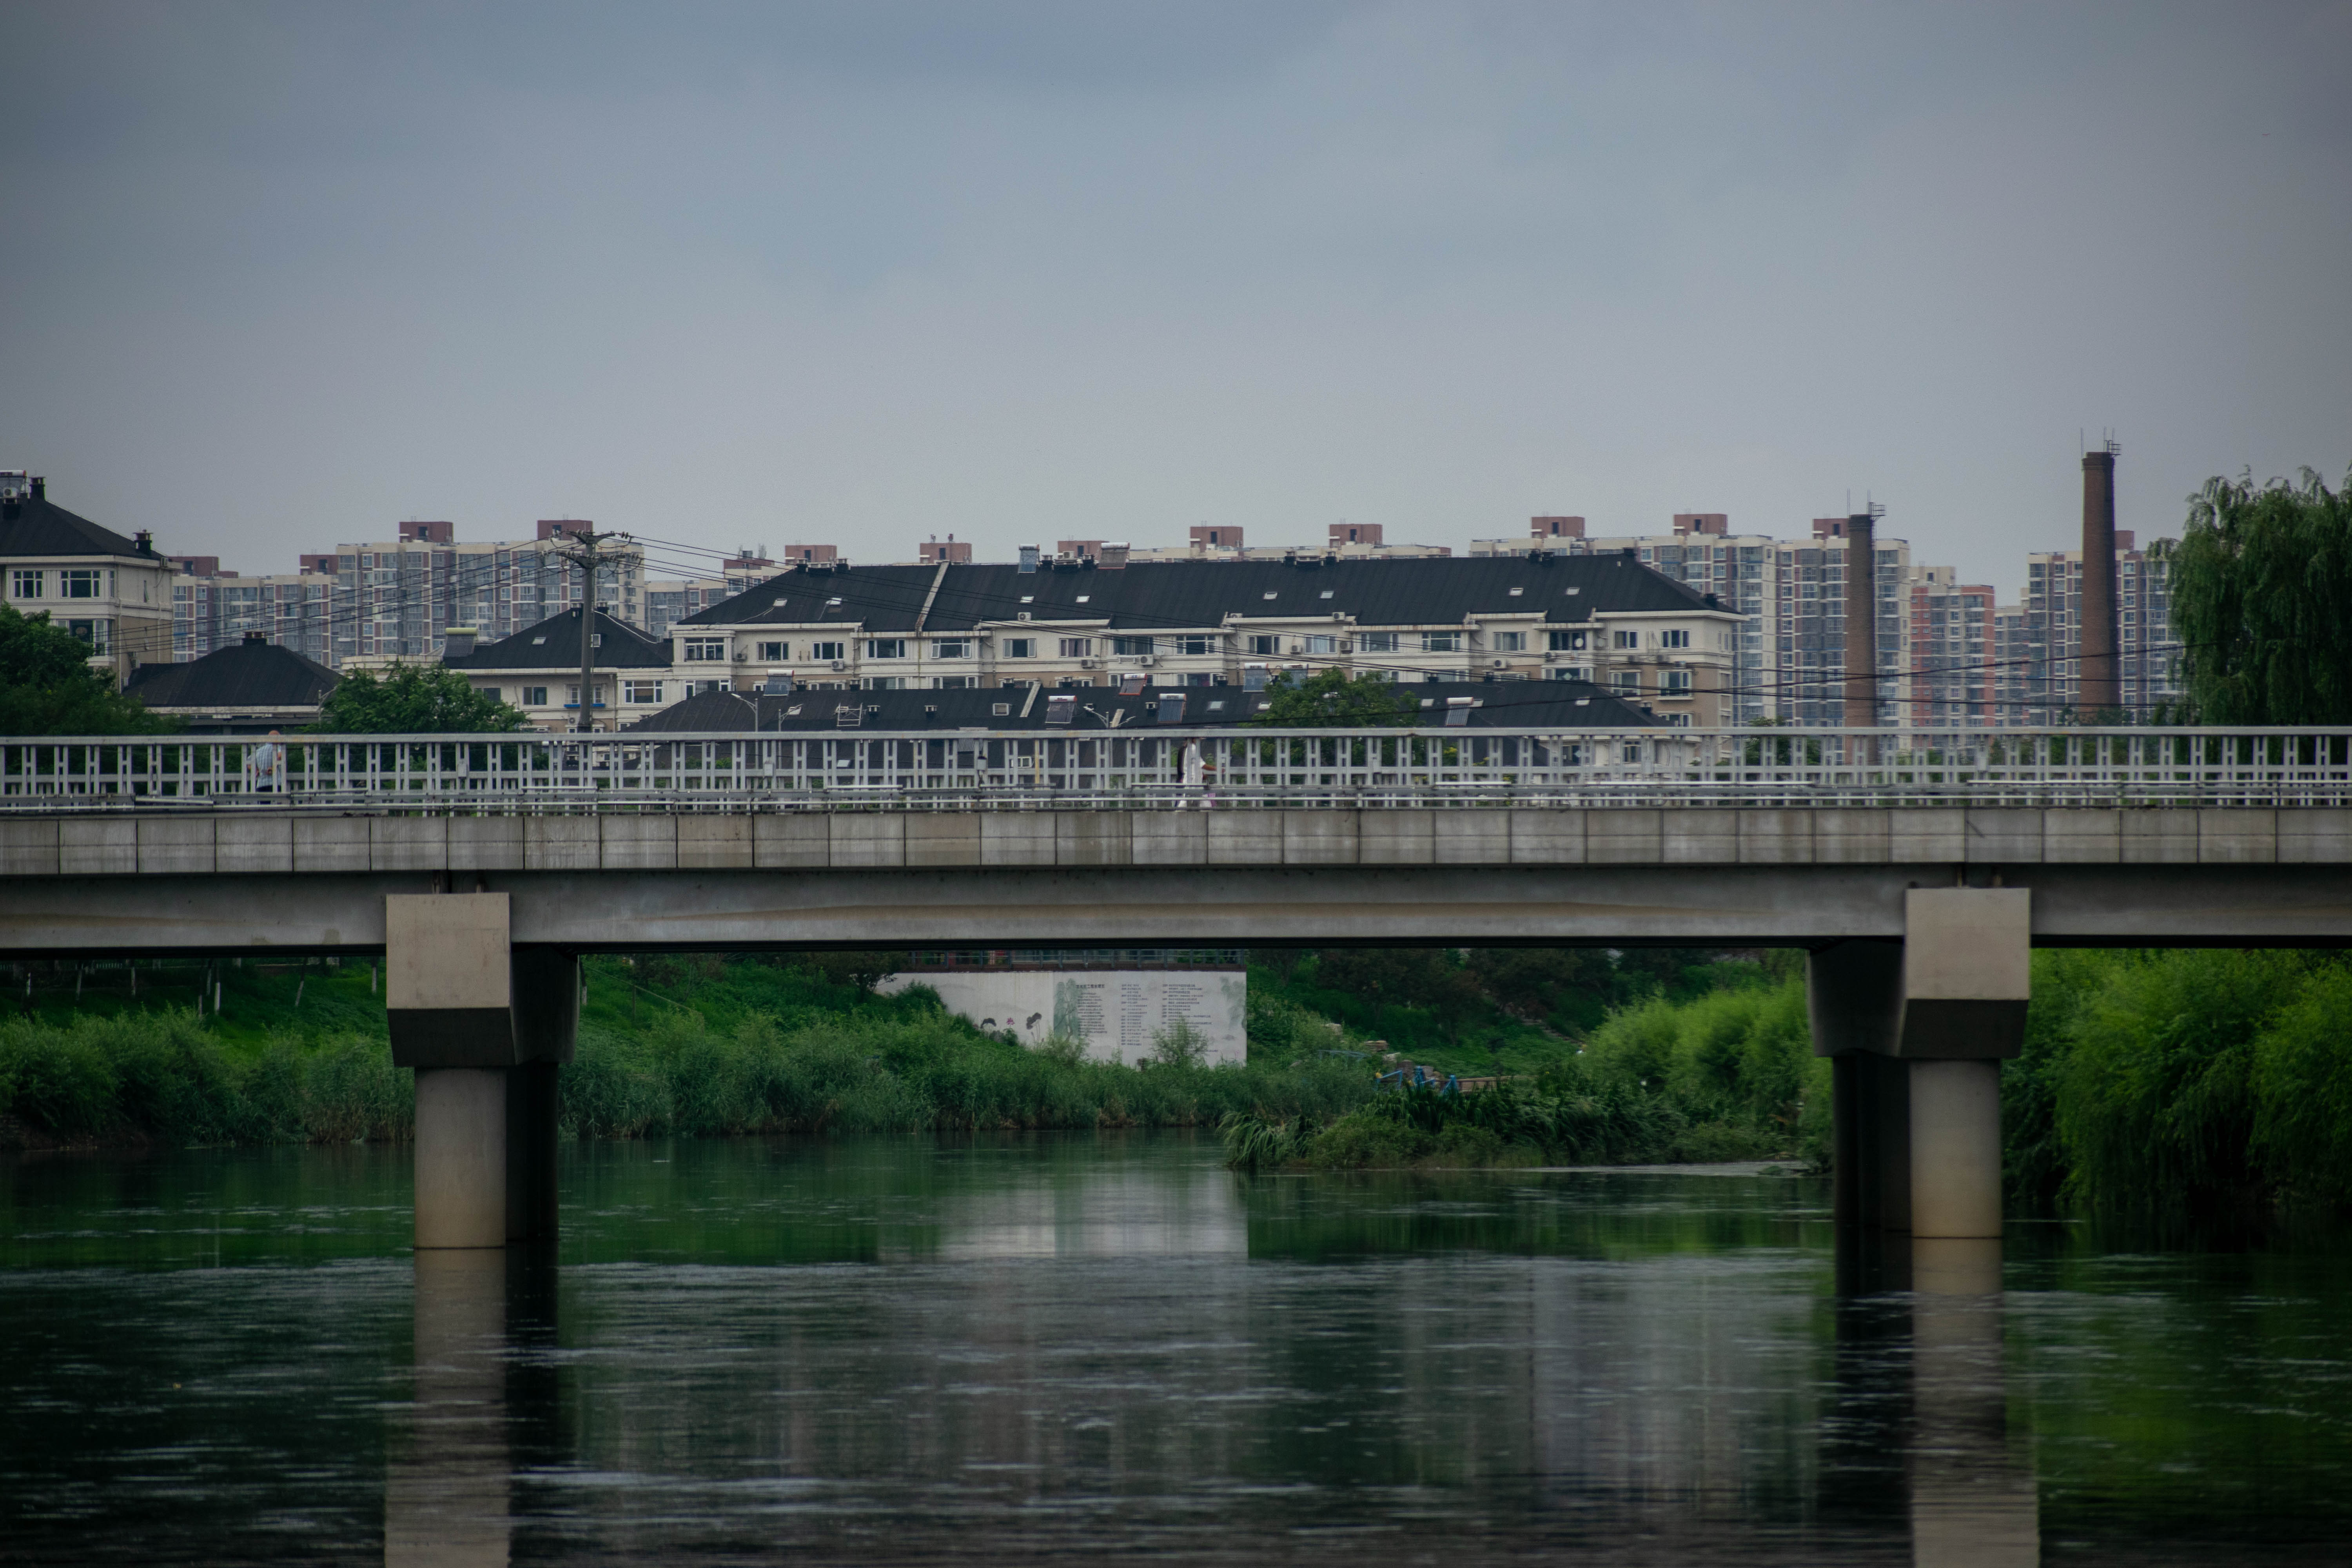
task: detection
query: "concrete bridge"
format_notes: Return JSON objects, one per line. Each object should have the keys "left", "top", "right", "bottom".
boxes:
{"left": 6, "top": 726, "right": 2350, "bottom": 1260}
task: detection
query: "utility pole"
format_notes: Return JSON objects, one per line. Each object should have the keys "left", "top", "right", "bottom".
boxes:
{"left": 547, "top": 528, "right": 632, "bottom": 732}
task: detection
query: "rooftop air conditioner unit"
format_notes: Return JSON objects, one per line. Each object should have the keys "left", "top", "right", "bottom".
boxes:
{"left": 1079, "top": 658, "right": 1098, "bottom": 669}
{"left": 1490, "top": 659, "right": 1508, "bottom": 669}
{"left": 1135, "top": 654, "right": 1155, "bottom": 666}
{"left": 829, "top": 659, "right": 847, "bottom": 672}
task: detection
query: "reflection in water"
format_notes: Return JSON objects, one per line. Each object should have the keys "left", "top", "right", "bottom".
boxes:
{"left": 387, "top": 1251, "right": 509, "bottom": 1568}
{"left": 1906, "top": 1240, "right": 2038, "bottom": 1568}
{"left": 6, "top": 1136, "right": 2352, "bottom": 1563}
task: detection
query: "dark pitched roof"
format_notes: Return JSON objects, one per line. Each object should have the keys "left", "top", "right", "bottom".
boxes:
{"left": 0, "top": 494, "right": 157, "bottom": 561}
{"left": 443, "top": 607, "right": 671, "bottom": 671}
{"left": 626, "top": 679, "right": 1659, "bottom": 734}
{"left": 125, "top": 637, "right": 339, "bottom": 711}
{"left": 675, "top": 554, "right": 1721, "bottom": 635}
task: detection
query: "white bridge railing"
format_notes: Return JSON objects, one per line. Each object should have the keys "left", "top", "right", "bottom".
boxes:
{"left": 5, "top": 728, "right": 2352, "bottom": 812}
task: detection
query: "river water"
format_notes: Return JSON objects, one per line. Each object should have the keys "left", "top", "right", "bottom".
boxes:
{"left": 5, "top": 1133, "right": 2351, "bottom": 1565}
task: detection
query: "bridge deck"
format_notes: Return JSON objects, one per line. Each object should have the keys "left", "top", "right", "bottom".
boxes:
{"left": 2, "top": 805, "right": 2348, "bottom": 956}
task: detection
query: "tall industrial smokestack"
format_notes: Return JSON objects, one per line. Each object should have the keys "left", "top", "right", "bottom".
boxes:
{"left": 1842, "top": 511, "right": 1879, "bottom": 727}
{"left": 2079, "top": 439, "right": 2120, "bottom": 717}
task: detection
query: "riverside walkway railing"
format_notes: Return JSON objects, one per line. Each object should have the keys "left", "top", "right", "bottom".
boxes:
{"left": 7, "top": 728, "right": 2352, "bottom": 812}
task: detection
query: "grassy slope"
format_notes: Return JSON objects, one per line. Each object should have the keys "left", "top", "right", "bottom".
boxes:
{"left": 14, "top": 958, "right": 390, "bottom": 1053}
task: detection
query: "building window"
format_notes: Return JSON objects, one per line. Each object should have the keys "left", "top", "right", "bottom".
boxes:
{"left": 1421, "top": 632, "right": 1462, "bottom": 653}
{"left": 60, "top": 569, "right": 101, "bottom": 599}
{"left": 1546, "top": 666, "right": 1592, "bottom": 682}
{"left": 758, "top": 641, "right": 786, "bottom": 660}
{"left": 523, "top": 687, "right": 548, "bottom": 706}
{"left": 65, "top": 619, "right": 111, "bottom": 653}
{"left": 624, "top": 680, "right": 662, "bottom": 704}
{"left": 1613, "top": 670, "right": 1641, "bottom": 695}
{"left": 805, "top": 641, "right": 844, "bottom": 661}
{"left": 9, "top": 569, "right": 40, "bottom": 599}
{"left": 1660, "top": 629, "right": 1690, "bottom": 649}
{"left": 1661, "top": 669, "right": 1693, "bottom": 695}
{"left": 933, "top": 639, "right": 972, "bottom": 659}
{"left": 1493, "top": 632, "right": 1525, "bottom": 653}
{"left": 1175, "top": 635, "right": 1217, "bottom": 656}
{"left": 1358, "top": 632, "right": 1398, "bottom": 653}
{"left": 865, "top": 676, "right": 907, "bottom": 690}
{"left": 1247, "top": 635, "right": 1281, "bottom": 656}
{"left": 1613, "top": 630, "right": 1640, "bottom": 650}
{"left": 1059, "top": 637, "right": 1092, "bottom": 658}
{"left": 1110, "top": 636, "right": 1154, "bottom": 657}
{"left": 866, "top": 638, "right": 908, "bottom": 659}
{"left": 935, "top": 675, "right": 977, "bottom": 689}
{"left": 1304, "top": 634, "right": 1338, "bottom": 655}
{"left": 1004, "top": 638, "right": 1034, "bottom": 658}
{"left": 1548, "top": 630, "right": 1584, "bottom": 652}
{"left": 684, "top": 638, "right": 726, "bottom": 662}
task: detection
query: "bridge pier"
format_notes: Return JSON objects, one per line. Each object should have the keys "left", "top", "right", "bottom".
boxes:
{"left": 1813, "top": 890, "right": 2028, "bottom": 1241}
{"left": 388, "top": 895, "right": 575, "bottom": 1249}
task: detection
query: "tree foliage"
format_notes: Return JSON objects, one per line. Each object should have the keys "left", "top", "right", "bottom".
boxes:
{"left": 2157, "top": 466, "right": 2352, "bottom": 723}
{"left": 0, "top": 603, "right": 178, "bottom": 735}
{"left": 1249, "top": 667, "right": 1422, "bottom": 728}
{"left": 310, "top": 663, "right": 531, "bottom": 734}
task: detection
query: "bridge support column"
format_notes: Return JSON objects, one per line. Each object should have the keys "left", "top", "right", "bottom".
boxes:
{"left": 388, "top": 894, "right": 575, "bottom": 1250}
{"left": 1811, "top": 939, "right": 1909, "bottom": 1232}
{"left": 1814, "top": 891, "right": 2029, "bottom": 1242}
{"left": 505, "top": 949, "right": 577, "bottom": 1246}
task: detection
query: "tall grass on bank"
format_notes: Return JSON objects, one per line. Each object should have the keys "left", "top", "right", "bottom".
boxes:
{"left": 1227, "top": 974, "right": 1827, "bottom": 1172}
{"left": 0, "top": 995, "right": 1375, "bottom": 1148}
{"left": 0, "top": 1010, "right": 410, "bottom": 1146}
{"left": 563, "top": 1004, "right": 1372, "bottom": 1138}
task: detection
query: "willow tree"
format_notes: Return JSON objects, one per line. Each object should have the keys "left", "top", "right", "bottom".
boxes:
{"left": 2156, "top": 466, "right": 2352, "bottom": 724}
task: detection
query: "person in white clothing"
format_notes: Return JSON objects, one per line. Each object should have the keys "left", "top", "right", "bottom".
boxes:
{"left": 1178, "top": 739, "right": 1205, "bottom": 809}
{"left": 248, "top": 730, "right": 285, "bottom": 794}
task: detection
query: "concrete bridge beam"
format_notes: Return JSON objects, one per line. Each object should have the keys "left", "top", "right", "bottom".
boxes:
{"left": 386, "top": 894, "right": 574, "bottom": 1249}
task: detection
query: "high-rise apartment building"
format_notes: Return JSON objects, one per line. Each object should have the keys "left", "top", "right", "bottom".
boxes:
{"left": 1903, "top": 575, "right": 1999, "bottom": 726}
{"left": 1482, "top": 513, "right": 1960, "bottom": 725}
{"left": 644, "top": 552, "right": 779, "bottom": 638}
{"left": 167, "top": 520, "right": 648, "bottom": 665}
{"left": 2016, "top": 532, "right": 2178, "bottom": 721}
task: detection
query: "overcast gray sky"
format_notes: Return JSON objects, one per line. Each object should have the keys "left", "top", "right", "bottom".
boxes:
{"left": 3, "top": 1, "right": 2346, "bottom": 594}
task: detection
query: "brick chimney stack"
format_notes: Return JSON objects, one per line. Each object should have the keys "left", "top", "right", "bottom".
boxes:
{"left": 1842, "top": 512, "right": 1879, "bottom": 727}
{"left": 2079, "top": 441, "right": 2120, "bottom": 716}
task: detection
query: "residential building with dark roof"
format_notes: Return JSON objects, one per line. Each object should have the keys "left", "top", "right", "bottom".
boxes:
{"left": 123, "top": 631, "right": 339, "bottom": 733}
{"left": 667, "top": 553, "right": 1744, "bottom": 726}
{"left": 441, "top": 606, "right": 675, "bottom": 731}
{"left": 0, "top": 472, "right": 173, "bottom": 684}
{"left": 626, "top": 676, "right": 1661, "bottom": 734}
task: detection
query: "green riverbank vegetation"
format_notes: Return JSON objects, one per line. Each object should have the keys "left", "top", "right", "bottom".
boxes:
{"left": 8, "top": 946, "right": 2352, "bottom": 1214}
{"left": 1227, "top": 967, "right": 1823, "bottom": 1172}
{"left": 0, "top": 953, "right": 1373, "bottom": 1149}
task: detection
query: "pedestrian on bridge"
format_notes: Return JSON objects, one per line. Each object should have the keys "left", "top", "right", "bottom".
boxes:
{"left": 1179, "top": 739, "right": 1213, "bottom": 810}
{"left": 247, "top": 730, "right": 285, "bottom": 795}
